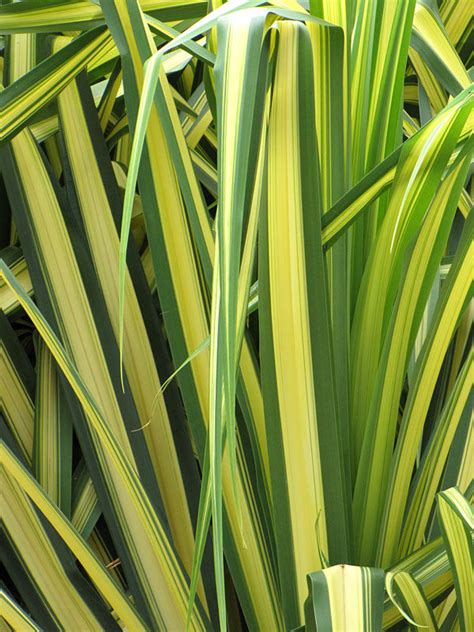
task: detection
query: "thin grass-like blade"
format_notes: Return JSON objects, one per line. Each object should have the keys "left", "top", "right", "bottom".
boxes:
{"left": 206, "top": 9, "right": 270, "bottom": 628}
{"left": 103, "top": 1, "right": 282, "bottom": 627}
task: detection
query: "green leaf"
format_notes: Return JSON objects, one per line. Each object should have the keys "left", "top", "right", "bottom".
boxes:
{"left": 104, "top": 1, "right": 281, "bottom": 628}
{"left": 352, "top": 92, "right": 473, "bottom": 559}
{"left": 0, "top": 312, "right": 35, "bottom": 465}
{"left": 33, "top": 339, "right": 73, "bottom": 516}
{"left": 377, "top": 208, "right": 474, "bottom": 566}
{"left": 0, "top": 442, "right": 147, "bottom": 631}
{"left": 0, "top": 27, "right": 113, "bottom": 142}
{"left": 0, "top": 588, "right": 42, "bottom": 632}
{"left": 399, "top": 350, "right": 473, "bottom": 558}
{"left": 304, "top": 565, "right": 385, "bottom": 632}
{"left": 386, "top": 570, "right": 438, "bottom": 630}
{"left": 259, "top": 17, "right": 350, "bottom": 628}
{"left": 384, "top": 537, "right": 452, "bottom": 628}
{"left": 437, "top": 488, "right": 474, "bottom": 632}
{"left": 0, "top": 257, "right": 208, "bottom": 630}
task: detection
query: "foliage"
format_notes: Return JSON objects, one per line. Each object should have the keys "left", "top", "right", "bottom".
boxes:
{"left": 0, "top": 0, "right": 472, "bottom": 630}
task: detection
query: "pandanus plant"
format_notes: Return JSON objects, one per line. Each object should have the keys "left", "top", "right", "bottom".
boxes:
{"left": 0, "top": 0, "right": 472, "bottom": 630}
